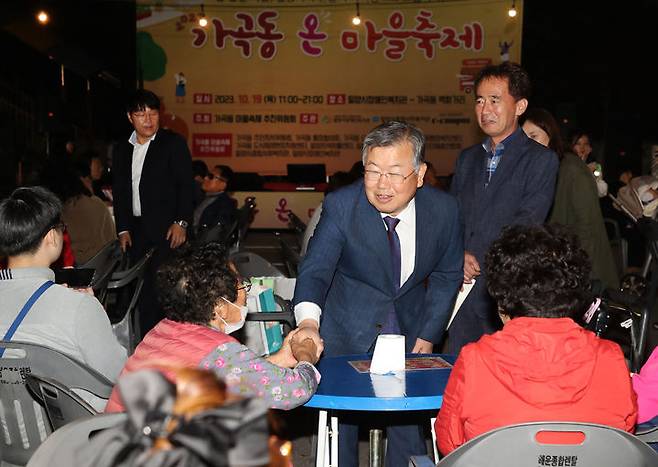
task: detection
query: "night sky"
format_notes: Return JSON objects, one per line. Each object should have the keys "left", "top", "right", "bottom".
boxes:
{"left": 2, "top": 0, "right": 658, "bottom": 177}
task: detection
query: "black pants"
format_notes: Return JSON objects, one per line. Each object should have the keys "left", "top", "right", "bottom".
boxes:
{"left": 129, "top": 219, "right": 173, "bottom": 340}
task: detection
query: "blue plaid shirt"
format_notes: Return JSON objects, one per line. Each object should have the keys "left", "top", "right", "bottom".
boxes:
{"left": 482, "top": 139, "right": 505, "bottom": 188}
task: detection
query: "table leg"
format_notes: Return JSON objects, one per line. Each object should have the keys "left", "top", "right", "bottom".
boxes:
{"left": 317, "top": 410, "right": 328, "bottom": 467}
{"left": 331, "top": 415, "right": 339, "bottom": 467}
{"left": 369, "top": 428, "right": 384, "bottom": 467}
{"left": 430, "top": 417, "right": 438, "bottom": 463}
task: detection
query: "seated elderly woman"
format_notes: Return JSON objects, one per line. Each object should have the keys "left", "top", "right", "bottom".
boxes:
{"left": 436, "top": 224, "right": 637, "bottom": 455}
{"left": 105, "top": 242, "right": 320, "bottom": 412}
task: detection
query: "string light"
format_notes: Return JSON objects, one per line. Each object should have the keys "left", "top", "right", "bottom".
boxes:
{"left": 36, "top": 10, "right": 50, "bottom": 25}
{"left": 198, "top": 4, "right": 208, "bottom": 27}
{"left": 352, "top": 1, "right": 361, "bottom": 26}
{"left": 508, "top": 1, "right": 517, "bottom": 18}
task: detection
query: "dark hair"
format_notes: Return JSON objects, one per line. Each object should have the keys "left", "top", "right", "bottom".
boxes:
{"left": 569, "top": 129, "right": 591, "bottom": 148}
{"left": 0, "top": 186, "right": 62, "bottom": 257}
{"left": 126, "top": 89, "right": 161, "bottom": 113}
{"left": 156, "top": 242, "right": 237, "bottom": 325}
{"left": 474, "top": 62, "right": 531, "bottom": 101}
{"left": 361, "top": 120, "right": 425, "bottom": 172}
{"left": 520, "top": 107, "right": 564, "bottom": 158}
{"left": 192, "top": 160, "right": 208, "bottom": 178}
{"left": 40, "top": 161, "right": 91, "bottom": 203}
{"left": 216, "top": 165, "right": 234, "bottom": 191}
{"left": 485, "top": 224, "right": 591, "bottom": 319}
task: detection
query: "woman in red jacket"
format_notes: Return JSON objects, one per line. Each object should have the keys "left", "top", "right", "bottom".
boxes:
{"left": 436, "top": 224, "right": 637, "bottom": 455}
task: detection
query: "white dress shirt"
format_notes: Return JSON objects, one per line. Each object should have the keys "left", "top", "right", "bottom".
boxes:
{"left": 128, "top": 130, "right": 157, "bottom": 217}
{"left": 294, "top": 198, "right": 417, "bottom": 326}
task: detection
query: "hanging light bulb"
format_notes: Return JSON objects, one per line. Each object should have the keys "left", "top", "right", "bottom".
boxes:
{"left": 352, "top": 1, "right": 361, "bottom": 26}
{"left": 36, "top": 10, "right": 50, "bottom": 25}
{"left": 198, "top": 4, "right": 208, "bottom": 27}
{"left": 508, "top": 1, "right": 517, "bottom": 18}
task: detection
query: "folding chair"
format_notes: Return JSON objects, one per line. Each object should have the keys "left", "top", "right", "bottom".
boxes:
{"left": 107, "top": 248, "right": 155, "bottom": 355}
{"left": 437, "top": 422, "right": 658, "bottom": 466}
{"left": 287, "top": 211, "right": 307, "bottom": 248}
{"left": 228, "top": 196, "right": 257, "bottom": 251}
{"left": 277, "top": 234, "right": 301, "bottom": 278}
{"left": 78, "top": 239, "right": 122, "bottom": 303}
{"left": 230, "top": 251, "right": 286, "bottom": 279}
{"left": 26, "top": 413, "right": 127, "bottom": 467}
{"left": 0, "top": 341, "right": 114, "bottom": 466}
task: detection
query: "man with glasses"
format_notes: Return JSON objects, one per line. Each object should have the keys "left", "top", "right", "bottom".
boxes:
{"left": 193, "top": 164, "right": 237, "bottom": 236}
{"left": 0, "top": 186, "right": 126, "bottom": 410}
{"left": 293, "top": 120, "right": 463, "bottom": 466}
{"left": 112, "top": 89, "right": 194, "bottom": 337}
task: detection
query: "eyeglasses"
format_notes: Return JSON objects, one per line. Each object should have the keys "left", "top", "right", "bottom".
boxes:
{"left": 237, "top": 279, "right": 251, "bottom": 293}
{"left": 51, "top": 221, "right": 67, "bottom": 232}
{"left": 131, "top": 110, "right": 159, "bottom": 120}
{"left": 364, "top": 169, "right": 416, "bottom": 186}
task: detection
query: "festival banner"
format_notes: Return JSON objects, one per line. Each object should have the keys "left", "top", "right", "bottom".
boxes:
{"left": 136, "top": 0, "right": 523, "bottom": 175}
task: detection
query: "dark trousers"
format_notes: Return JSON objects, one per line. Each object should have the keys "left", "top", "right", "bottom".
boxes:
{"left": 447, "top": 275, "right": 502, "bottom": 355}
{"left": 337, "top": 412, "right": 427, "bottom": 467}
{"left": 129, "top": 219, "right": 173, "bottom": 340}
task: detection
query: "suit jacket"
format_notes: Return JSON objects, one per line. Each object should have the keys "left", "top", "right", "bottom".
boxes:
{"left": 293, "top": 180, "right": 464, "bottom": 356}
{"left": 113, "top": 128, "right": 194, "bottom": 243}
{"left": 450, "top": 128, "right": 559, "bottom": 265}
{"left": 199, "top": 192, "right": 237, "bottom": 231}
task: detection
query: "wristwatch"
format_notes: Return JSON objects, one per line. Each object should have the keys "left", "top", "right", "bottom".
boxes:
{"left": 174, "top": 220, "right": 188, "bottom": 229}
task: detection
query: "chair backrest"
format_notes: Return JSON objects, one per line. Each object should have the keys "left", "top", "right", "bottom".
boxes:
{"left": 437, "top": 421, "right": 658, "bottom": 466}
{"left": 278, "top": 236, "right": 301, "bottom": 278}
{"left": 108, "top": 248, "right": 155, "bottom": 354}
{"left": 195, "top": 221, "right": 235, "bottom": 246}
{"left": 0, "top": 340, "right": 114, "bottom": 465}
{"left": 231, "top": 196, "right": 257, "bottom": 250}
{"left": 230, "top": 251, "right": 285, "bottom": 279}
{"left": 25, "top": 374, "right": 97, "bottom": 431}
{"left": 79, "top": 240, "right": 122, "bottom": 293}
{"left": 287, "top": 211, "right": 307, "bottom": 248}
{"left": 26, "top": 413, "right": 127, "bottom": 467}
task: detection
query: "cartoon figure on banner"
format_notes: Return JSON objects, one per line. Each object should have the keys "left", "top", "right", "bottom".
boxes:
{"left": 174, "top": 72, "right": 187, "bottom": 102}
{"left": 276, "top": 198, "right": 291, "bottom": 223}
{"left": 498, "top": 40, "right": 513, "bottom": 62}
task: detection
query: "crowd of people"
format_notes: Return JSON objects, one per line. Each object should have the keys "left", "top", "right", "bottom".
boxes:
{"left": 0, "top": 62, "right": 657, "bottom": 465}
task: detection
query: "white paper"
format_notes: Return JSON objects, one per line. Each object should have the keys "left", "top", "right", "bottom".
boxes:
{"left": 447, "top": 280, "right": 476, "bottom": 329}
{"left": 370, "top": 334, "right": 405, "bottom": 375}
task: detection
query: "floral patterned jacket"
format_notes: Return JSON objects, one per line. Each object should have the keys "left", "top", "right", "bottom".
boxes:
{"left": 200, "top": 342, "right": 321, "bottom": 410}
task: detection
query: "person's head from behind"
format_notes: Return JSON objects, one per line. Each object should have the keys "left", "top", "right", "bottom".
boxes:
{"left": 126, "top": 89, "right": 161, "bottom": 143}
{"left": 156, "top": 242, "right": 248, "bottom": 333}
{"left": 202, "top": 165, "right": 233, "bottom": 194}
{"left": 474, "top": 62, "right": 530, "bottom": 145}
{"left": 0, "top": 186, "right": 65, "bottom": 266}
{"left": 361, "top": 120, "right": 427, "bottom": 216}
{"left": 520, "top": 107, "right": 564, "bottom": 157}
{"left": 570, "top": 130, "right": 593, "bottom": 161}
{"left": 485, "top": 224, "right": 591, "bottom": 322}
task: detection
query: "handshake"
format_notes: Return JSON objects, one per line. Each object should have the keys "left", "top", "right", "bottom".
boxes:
{"left": 268, "top": 325, "right": 324, "bottom": 369}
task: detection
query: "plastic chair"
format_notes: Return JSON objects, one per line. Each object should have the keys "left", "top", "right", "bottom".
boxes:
{"left": 78, "top": 239, "right": 122, "bottom": 302}
{"left": 25, "top": 374, "right": 97, "bottom": 431}
{"left": 0, "top": 341, "right": 114, "bottom": 466}
{"left": 229, "top": 196, "right": 257, "bottom": 251}
{"left": 437, "top": 422, "right": 658, "bottom": 466}
{"left": 107, "top": 248, "right": 155, "bottom": 355}
{"left": 287, "top": 211, "right": 307, "bottom": 248}
{"left": 277, "top": 234, "right": 301, "bottom": 278}
{"left": 26, "top": 413, "right": 126, "bottom": 467}
{"left": 230, "top": 251, "right": 285, "bottom": 279}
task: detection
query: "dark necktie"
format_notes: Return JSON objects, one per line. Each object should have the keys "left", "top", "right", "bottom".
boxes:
{"left": 382, "top": 216, "right": 401, "bottom": 333}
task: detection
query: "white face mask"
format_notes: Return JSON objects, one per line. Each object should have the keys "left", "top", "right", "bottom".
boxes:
{"left": 219, "top": 297, "right": 248, "bottom": 334}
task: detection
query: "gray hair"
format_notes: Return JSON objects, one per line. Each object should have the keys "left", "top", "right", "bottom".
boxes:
{"left": 361, "top": 121, "right": 425, "bottom": 172}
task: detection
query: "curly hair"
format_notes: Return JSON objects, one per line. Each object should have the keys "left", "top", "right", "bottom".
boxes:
{"left": 155, "top": 242, "right": 237, "bottom": 325}
{"left": 485, "top": 224, "right": 592, "bottom": 319}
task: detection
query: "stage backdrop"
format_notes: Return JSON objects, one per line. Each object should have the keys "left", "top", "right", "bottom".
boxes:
{"left": 136, "top": 0, "right": 523, "bottom": 175}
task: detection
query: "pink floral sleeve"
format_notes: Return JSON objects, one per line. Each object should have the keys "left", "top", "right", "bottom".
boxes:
{"left": 199, "top": 341, "right": 320, "bottom": 410}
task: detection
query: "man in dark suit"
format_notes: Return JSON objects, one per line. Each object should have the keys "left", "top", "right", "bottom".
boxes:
{"left": 113, "top": 89, "right": 194, "bottom": 336}
{"left": 293, "top": 121, "right": 463, "bottom": 467}
{"left": 448, "top": 62, "right": 559, "bottom": 354}
{"left": 193, "top": 164, "right": 237, "bottom": 236}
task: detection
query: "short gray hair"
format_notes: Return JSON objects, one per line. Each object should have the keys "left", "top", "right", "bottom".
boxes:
{"left": 361, "top": 121, "right": 425, "bottom": 172}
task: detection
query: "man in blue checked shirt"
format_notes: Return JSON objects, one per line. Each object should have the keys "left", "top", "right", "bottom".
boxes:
{"left": 448, "top": 62, "right": 559, "bottom": 354}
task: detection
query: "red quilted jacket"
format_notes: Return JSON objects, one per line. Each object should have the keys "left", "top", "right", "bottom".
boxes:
{"left": 436, "top": 317, "right": 637, "bottom": 455}
{"left": 105, "top": 318, "right": 234, "bottom": 412}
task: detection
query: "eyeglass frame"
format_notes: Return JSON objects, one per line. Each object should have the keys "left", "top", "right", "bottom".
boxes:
{"left": 363, "top": 169, "right": 417, "bottom": 186}
{"left": 237, "top": 279, "right": 252, "bottom": 293}
{"left": 205, "top": 173, "right": 228, "bottom": 182}
{"left": 130, "top": 109, "right": 159, "bottom": 120}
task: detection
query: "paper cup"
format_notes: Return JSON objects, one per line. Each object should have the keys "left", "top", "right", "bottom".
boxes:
{"left": 370, "top": 371, "right": 406, "bottom": 397}
{"left": 369, "top": 334, "right": 405, "bottom": 375}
